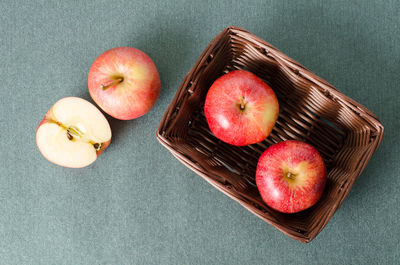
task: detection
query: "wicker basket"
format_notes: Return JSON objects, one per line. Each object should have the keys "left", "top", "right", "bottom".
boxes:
{"left": 156, "top": 26, "right": 384, "bottom": 243}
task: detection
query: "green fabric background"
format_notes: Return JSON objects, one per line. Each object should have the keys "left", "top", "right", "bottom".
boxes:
{"left": 0, "top": 0, "right": 399, "bottom": 264}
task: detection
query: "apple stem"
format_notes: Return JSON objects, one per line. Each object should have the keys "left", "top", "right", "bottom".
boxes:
{"left": 286, "top": 172, "right": 295, "bottom": 180}
{"left": 101, "top": 77, "right": 123, "bottom": 90}
{"left": 238, "top": 96, "right": 246, "bottom": 111}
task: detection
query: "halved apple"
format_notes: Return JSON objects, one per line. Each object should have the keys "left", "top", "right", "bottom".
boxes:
{"left": 36, "top": 97, "right": 112, "bottom": 168}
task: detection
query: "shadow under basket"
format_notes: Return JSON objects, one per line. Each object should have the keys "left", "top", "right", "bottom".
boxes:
{"left": 156, "top": 26, "right": 384, "bottom": 243}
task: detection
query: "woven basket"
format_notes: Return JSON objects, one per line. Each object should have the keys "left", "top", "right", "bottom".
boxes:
{"left": 156, "top": 26, "right": 384, "bottom": 242}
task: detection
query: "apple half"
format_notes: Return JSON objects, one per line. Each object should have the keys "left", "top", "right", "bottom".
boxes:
{"left": 36, "top": 97, "right": 112, "bottom": 168}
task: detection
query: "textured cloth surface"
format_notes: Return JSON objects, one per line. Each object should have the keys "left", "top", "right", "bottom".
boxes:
{"left": 0, "top": 0, "right": 399, "bottom": 264}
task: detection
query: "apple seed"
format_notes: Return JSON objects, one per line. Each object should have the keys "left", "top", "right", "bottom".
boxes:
{"left": 93, "top": 143, "right": 102, "bottom": 151}
{"left": 66, "top": 131, "right": 73, "bottom": 140}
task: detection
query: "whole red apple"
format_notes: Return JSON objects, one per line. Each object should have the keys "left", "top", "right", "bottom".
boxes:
{"left": 256, "top": 140, "right": 327, "bottom": 213}
{"left": 88, "top": 47, "right": 161, "bottom": 120}
{"left": 204, "top": 70, "right": 279, "bottom": 146}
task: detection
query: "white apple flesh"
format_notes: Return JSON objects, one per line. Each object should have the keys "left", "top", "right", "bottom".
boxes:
{"left": 36, "top": 97, "right": 112, "bottom": 168}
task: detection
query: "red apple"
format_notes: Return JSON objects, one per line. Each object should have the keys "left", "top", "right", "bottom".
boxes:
{"left": 204, "top": 70, "right": 279, "bottom": 146}
{"left": 256, "top": 140, "right": 327, "bottom": 213}
{"left": 36, "top": 97, "right": 112, "bottom": 168}
{"left": 88, "top": 47, "right": 161, "bottom": 120}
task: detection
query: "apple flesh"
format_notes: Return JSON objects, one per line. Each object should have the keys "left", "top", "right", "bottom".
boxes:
{"left": 88, "top": 47, "right": 161, "bottom": 120}
{"left": 256, "top": 140, "right": 327, "bottom": 213}
{"left": 204, "top": 70, "right": 279, "bottom": 146}
{"left": 36, "top": 97, "right": 112, "bottom": 168}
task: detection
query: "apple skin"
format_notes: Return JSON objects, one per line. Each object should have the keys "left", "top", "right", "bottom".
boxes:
{"left": 204, "top": 70, "right": 279, "bottom": 146}
{"left": 88, "top": 47, "right": 161, "bottom": 120}
{"left": 256, "top": 140, "right": 327, "bottom": 213}
{"left": 36, "top": 97, "right": 112, "bottom": 168}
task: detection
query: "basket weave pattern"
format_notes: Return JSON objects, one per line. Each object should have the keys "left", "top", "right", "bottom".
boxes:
{"left": 156, "top": 26, "right": 384, "bottom": 242}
